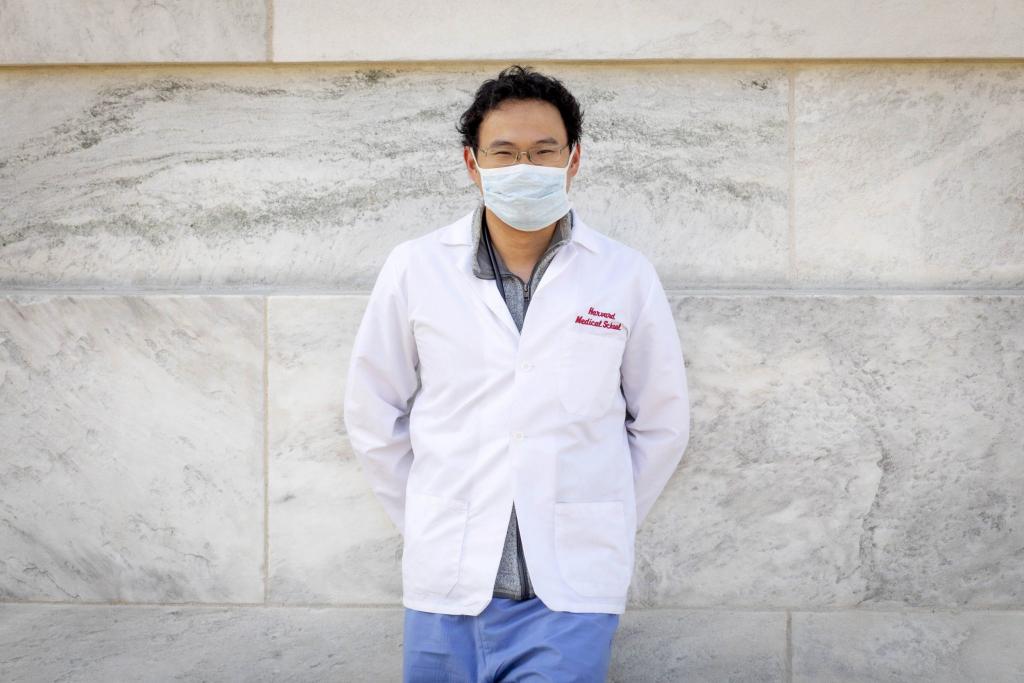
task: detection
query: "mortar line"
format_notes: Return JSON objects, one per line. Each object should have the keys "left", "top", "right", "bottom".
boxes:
{"left": 266, "top": 0, "right": 274, "bottom": 62}
{"left": 787, "top": 63, "right": 797, "bottom": 281}
{"left": 3, "top": 598, "right": 1024, "bottom": 612}
{"left": 1, "top": 57, "right": 1023, "bottom": 71}
{"left": 786, "top": 609, "right": 793, "bottom": 682}
{"left": 262, "top": 296, "right": 270, "bottom": 604}
{"left": 1, "top": 287, "right": 1023, "bottom": 297}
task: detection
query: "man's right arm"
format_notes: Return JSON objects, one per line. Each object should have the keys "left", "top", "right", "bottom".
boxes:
{"left": 343, "top": 243, "right": 419, "bottom": 537}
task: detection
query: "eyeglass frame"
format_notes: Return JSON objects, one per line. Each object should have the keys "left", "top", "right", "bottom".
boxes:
{"left": 472, "top": 142, "right": 574, "bottom": 168}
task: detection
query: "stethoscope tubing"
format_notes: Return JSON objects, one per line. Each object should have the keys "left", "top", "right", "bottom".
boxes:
{"left": 482, "top": 216, "right": 507, "bottom": 301}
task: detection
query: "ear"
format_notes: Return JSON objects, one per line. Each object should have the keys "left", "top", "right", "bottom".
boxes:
{"left": 567, "top": 143, "right": 581, "bottom": 179}
{"left": 464, "top": 146, "right": 482, "bottom": 192}
{"left": 566, "top": 143, "right": 581, "bottom": 191}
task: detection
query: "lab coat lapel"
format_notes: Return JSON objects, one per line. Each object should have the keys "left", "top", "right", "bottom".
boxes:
{"left": 440, "top": 208, "right": 584, "bottom": 340}
{"left": 534, "top": 208, "right": 598, "bottom": 300}
{"left": 531, "top": 239, "right": 574, "bottom": 301}
{"left": 451, "top": 238, "right": 521, "bottom": 340}
{"left": 468, "top": 229, "right": 581, "bottom": 340}
{"left": 475, "top": 261, "right": 522, "bottom": 339}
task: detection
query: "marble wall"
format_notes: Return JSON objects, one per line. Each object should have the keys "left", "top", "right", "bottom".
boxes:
{"left": 1, "top": 3, "right": 1022, "bottom": 682}
{"left": 3, "top": 0, "right": 1024, "bottom": 62}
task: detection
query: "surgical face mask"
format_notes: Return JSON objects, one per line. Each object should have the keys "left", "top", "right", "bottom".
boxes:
{"left": 470, "top": 145, "right": 575, "bottom": 231}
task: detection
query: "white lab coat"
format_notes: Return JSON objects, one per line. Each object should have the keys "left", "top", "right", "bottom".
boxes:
{"left": 343, "top": 207, "right": 690, "bottom": 616}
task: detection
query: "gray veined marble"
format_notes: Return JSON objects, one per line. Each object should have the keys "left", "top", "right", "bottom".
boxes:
{"left": 4, "top": 63, "right": 1021, "bottom": 291}
{"left": 640, "top": 293, "right": 1024, "bottom": 610}
{"left": 266, "top": 295, "right": 404, "bottom": 604}
{"left": 0, "top": 63, "right": 789, "bottom": 290}
{"left": 266, "top": 292, "right": 1024, "bottom": 610}
{"left": 794, "top": 64, "right": 1024, "bottom": 288}
{"left": 0, "top": 294, "right": 265, "bottom": 603}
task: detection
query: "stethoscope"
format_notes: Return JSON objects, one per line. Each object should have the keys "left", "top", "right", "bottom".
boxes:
{"left": 481, "top": 215, "right": 507, "bottom": 300}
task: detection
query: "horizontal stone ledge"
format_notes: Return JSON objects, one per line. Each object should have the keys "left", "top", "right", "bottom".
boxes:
{"left": 271, "top": 0, "right": 1024, "bottom": 62}
{"left": 5, "top": 1, "right": 1022, "bottom": 64}
{"left": 0, "top": 0, "right": 269, "bottom": 65}
{"left": 2, "top": 604, "right": 1021, "bottom": 681}
{"left": 0, "top": 603, "right": 787, "bottom": 681}
{"left": 793, "top": 610, "right": 1024, "bottom": 681}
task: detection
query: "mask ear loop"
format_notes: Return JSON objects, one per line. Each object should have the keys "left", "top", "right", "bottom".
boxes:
{"left": 472, "top": 147, "right": 508, "bottom": 301}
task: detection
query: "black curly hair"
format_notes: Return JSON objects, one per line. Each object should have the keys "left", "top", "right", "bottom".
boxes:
{"left": 456, "top": 65, "right": 584, "bottom": 152}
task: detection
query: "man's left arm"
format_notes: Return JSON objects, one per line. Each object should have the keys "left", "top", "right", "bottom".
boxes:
{"left": 620, "top": 260, "right": 691, "bottom": 530}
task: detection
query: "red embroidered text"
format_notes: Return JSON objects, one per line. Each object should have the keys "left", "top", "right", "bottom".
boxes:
{"left": 574, "top": 306, "right": 623, "bottom": 331}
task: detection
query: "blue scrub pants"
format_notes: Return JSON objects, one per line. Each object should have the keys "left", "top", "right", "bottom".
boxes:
{"left": 403, "top": 596, "right": 620, "bottom": 682}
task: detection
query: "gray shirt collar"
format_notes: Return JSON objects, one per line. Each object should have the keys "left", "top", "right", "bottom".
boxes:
{"left": 471, "top": 202, "right": 574, "bottom": 280}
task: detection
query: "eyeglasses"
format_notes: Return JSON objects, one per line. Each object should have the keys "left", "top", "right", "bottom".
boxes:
{"left": 475, "top": 143, "right": 571, "bottom": 168}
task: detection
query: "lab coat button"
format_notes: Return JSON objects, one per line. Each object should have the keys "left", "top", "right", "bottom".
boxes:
{"left": 520, "top": 361, "right": 533, "bottom": 371}
{"left": 512, "top": 431, "right": 524, "bottom": 441}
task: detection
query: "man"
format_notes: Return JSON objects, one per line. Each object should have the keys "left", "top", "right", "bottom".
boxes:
{"left": 343, "top": 65, "right": 690, "bottom": 682}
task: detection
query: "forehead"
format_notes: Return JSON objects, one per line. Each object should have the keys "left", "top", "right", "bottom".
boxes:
{"left": 478, "top": 98, "right": 567, "bottom": 146}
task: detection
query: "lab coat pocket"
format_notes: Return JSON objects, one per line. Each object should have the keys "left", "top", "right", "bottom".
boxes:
{"left": 558, "top": 328, "right": 626, "bottom": 417}
{"left": 553, "top": 500, "right": 632, "bottom": 597}
{"left": 402, "top": 491, "right": 469, "bottom": 596}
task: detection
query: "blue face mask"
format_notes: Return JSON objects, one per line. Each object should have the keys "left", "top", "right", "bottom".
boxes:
{"left": 469, "top": 145, "right": 575, "bottom": 231}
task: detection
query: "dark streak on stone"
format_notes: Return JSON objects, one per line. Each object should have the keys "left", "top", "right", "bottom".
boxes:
{"left": 2, "top": 77, "right": 291, "bottom": 170}
{"left": 355, "top": 69, "right": 396, "bottom": 86}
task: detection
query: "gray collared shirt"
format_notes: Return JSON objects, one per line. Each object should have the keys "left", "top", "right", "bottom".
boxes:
{"left": 470, "top": 201, "right": 574, "bottom": 600}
